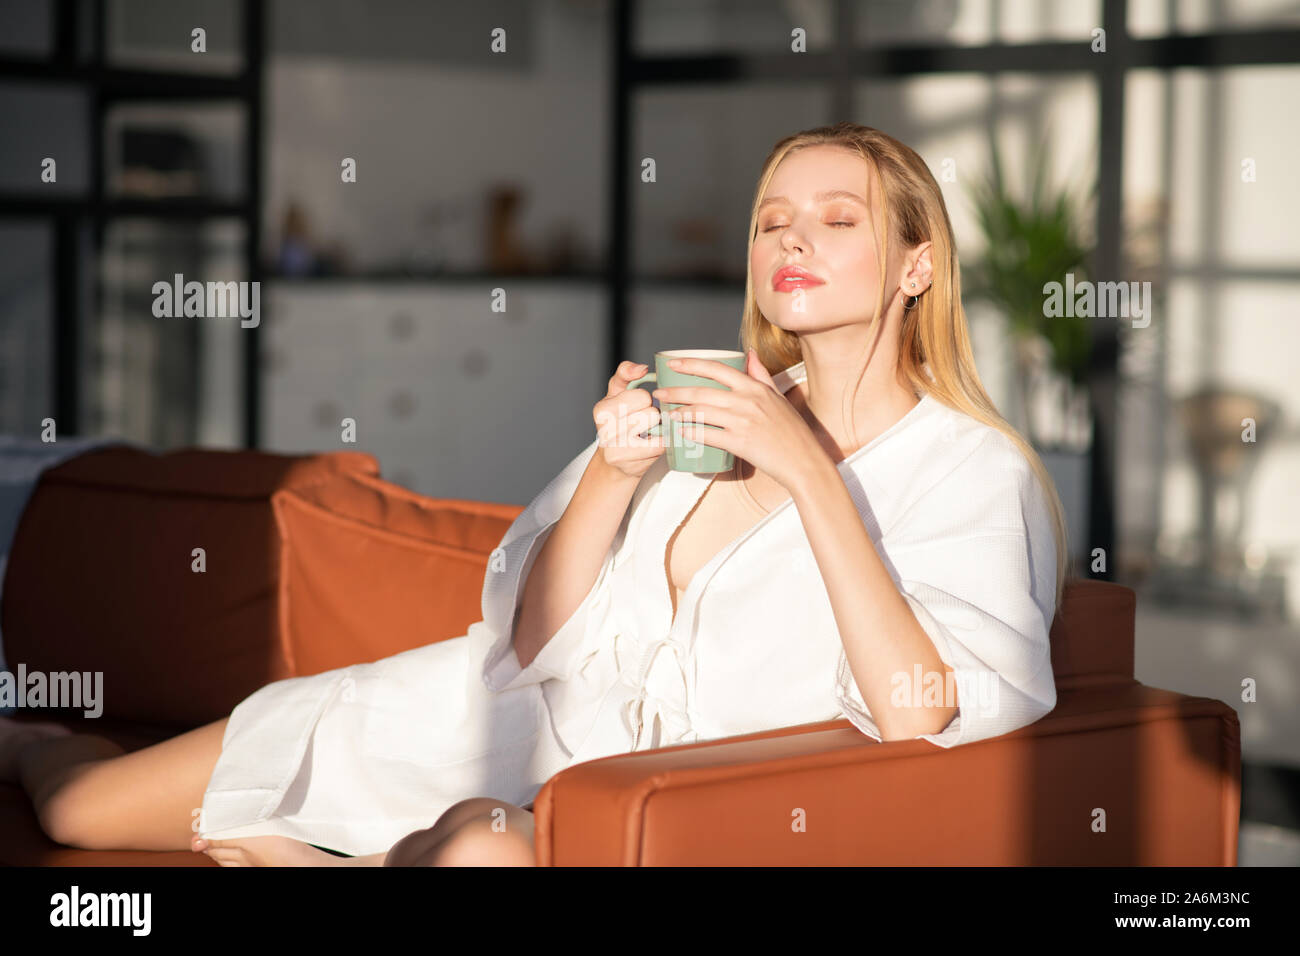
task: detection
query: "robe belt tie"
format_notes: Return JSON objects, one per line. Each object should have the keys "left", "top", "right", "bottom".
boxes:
{"left": 623, "top": 639, "right": 694, "bottom": 750}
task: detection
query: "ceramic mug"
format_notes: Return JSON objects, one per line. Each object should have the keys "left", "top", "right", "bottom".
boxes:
{"left": 627, "top": 349, "right": 747, "bottom": 473}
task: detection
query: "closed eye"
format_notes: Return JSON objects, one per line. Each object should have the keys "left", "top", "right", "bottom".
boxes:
{"left": 761, "top": 221, "right": 856, "bottom": 233}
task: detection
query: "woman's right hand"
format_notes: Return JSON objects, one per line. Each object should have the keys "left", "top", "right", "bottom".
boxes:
{"left": 593, "top": 361, "right": 667, "bottom": 480}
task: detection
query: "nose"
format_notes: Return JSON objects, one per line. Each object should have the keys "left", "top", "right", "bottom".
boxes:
{"left": 780, "top": 225, "right": 807, "bottom": 255}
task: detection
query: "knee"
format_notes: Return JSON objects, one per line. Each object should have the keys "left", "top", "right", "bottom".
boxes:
{"left": 438, "top": 797, "right": 504, "bottom": 826}
{"left": 385, "top": 824, "right": 443, "bottom": 866}
{"left": 385, "top": 799, "right": 534, "bottom": 867}
{"left": 426, "top": 818, "right": 534, "bottom": 867}
{"left": 420, "top": 797, "right": 507, "bottom": 847}
{"left": 383, "top": 799, "right": 493, "bottom": 866}
{"left": 35, "top": 779, "right": 102, "bottom": 849}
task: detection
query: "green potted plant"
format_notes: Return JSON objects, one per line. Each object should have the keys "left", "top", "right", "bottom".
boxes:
{"left": 964, "top": 138, "right": 1095, "bottom": 565}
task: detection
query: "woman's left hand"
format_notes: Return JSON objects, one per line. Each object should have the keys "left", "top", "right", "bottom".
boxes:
{"left": 651, "top": 348, "right": 830, "bottom": 493}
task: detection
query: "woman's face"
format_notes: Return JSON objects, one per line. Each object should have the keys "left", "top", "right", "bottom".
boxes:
{"left": 751, "top": 144, "right": 893, "bottom": 333}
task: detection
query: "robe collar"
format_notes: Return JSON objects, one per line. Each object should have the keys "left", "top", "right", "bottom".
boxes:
{"left": 645, "top": 358, "right": 937, "bottom": 643}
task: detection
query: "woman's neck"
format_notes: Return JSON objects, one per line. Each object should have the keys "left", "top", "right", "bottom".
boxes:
{"left": 790, "top": 344, "right": 918, "bottom": 462}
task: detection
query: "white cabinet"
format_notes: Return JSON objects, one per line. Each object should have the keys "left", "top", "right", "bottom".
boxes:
{"left": 261, "top": 281, "right": 607, "bottom": 505}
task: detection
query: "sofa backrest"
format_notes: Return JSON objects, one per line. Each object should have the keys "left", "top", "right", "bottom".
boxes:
{"left": 1, "top": 445, "right": 379, "bottom": 727}
{"left": 1, "top": 443, "right": 1135, "bottom": 730}
{"left": 1048, "top": 578, "right": 1136, "bottom": 684}
{"left": 269, "top": 479, "right": 1138, "bottom": 686}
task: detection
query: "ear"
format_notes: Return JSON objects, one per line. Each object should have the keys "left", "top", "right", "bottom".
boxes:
{"left": 900, "top": 241, "right": 934, "bottom": 297}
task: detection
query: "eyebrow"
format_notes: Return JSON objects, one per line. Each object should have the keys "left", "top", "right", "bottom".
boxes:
{"left": 758, "top": 189, "right": 869, "bottom": 211}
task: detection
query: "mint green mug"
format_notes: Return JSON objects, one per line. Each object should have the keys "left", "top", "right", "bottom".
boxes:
{"left": 627, "top": 349, "right": 747, "bottom": 473}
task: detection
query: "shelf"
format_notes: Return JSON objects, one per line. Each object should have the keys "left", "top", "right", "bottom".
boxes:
{"left": 0, "top": 195, "right": 251, "bottom": 219}
{"left": 263, "top": 268, "right": 608, "bottom": 284}
{"left": 259, "top": 271, "right": 749, "bottom": 287}
{"left": 0, "top": 57, "right": 253, "bottom": 98}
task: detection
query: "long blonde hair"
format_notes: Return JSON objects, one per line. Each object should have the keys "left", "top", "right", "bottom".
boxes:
{"left": 740, "top": 121, "right": 1071, "bottom": 610}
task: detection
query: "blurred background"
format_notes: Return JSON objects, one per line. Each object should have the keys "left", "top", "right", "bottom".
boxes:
{"left": 1, "top": 0, "right": 1297, "bottom": 864}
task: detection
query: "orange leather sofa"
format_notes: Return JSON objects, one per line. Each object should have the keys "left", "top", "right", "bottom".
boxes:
{"left": 0, "top": 446, "right": 1241, "bottom": 865}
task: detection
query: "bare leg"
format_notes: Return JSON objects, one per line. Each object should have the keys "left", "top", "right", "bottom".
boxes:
{"left": 4, "top": 715, "right": 533, "bottom": 865}
{"left": 0, "top": 714, "right": 228, "bottom": 852}
{"left": 190, "top": 798, "right": 534, "bottom": 867}
{"left": 384, "top": 797, "right": 536, "bottom": 867}
{"left": 192, "top": 834, "right": 388, "bottom": 867}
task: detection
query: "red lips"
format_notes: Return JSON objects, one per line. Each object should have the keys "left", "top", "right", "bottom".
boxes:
{"left": 772, "top": 264, "right": 826, "bottom": 291}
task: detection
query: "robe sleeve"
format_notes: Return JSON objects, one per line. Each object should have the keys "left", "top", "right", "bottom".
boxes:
{"left": 833, "top": 437, "right": 1058, "bottom": 748}
{"left": 479, "top": 436, "right": 618, "bottom": 694}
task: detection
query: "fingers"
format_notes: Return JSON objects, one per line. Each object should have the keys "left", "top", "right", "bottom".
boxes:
{"left": 624, "top": 405, "right": 660, "bottom": 433}
{"left": 594, "top": 361, "right": 669, "bottom": 476}
{"left": 606, "top": 361, "right": 649, "bottom": 398}
{"left": 625, "top": 429, "right": 668, "bottom": 450}
{"left": 652, "top": 386, "right": 737, "bottom": 408}
{"left": 659, "top": 356, "right": 749, "bottom": 389}
{"left": 595, "top": 404, "right": 662, "bottom": 448}
{"left": 594, "top": 363, "right": 653, "bottom": 435}
{"left": 669, "top": 404, "right": 724, "bottom": 429}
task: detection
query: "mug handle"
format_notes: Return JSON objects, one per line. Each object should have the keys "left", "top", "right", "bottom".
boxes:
{"left": 626, "top": 371, "right": 664, "bottom": 436}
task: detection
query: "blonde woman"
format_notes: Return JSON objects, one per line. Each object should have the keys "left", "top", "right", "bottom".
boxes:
{"left": 0, "top": 123, "right": 1068, "bottom": 866}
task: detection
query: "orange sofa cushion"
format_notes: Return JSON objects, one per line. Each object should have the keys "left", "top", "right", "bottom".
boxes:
{"left": 271, "top": 471, "right": 524, "bottom": 677}
{"left": 1, "top": 446, "right": 379, "bottom": 727}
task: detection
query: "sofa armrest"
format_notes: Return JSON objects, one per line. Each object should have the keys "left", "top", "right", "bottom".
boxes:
{"left": 533, "top": 681, "right": 1240, "bottom": 866}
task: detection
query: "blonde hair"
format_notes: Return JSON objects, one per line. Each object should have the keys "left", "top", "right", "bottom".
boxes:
{"left": 739, "top": 121, "right": 1071, "bottom": 610}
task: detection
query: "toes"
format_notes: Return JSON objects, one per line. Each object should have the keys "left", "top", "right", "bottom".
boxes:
{"left": 192, "top": 834, "right": 334, "bottom": 866}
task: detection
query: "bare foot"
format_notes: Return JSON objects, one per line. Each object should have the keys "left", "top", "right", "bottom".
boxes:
{"left": 0, "top": 716, "right": 73, "bottom": 783}
{"left": 191, "top": 834, "right": 383, "bottom": 867}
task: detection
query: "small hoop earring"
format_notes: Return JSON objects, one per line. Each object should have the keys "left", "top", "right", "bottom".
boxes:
{"left": 903, "top": 294, "right": 920, "bottom": 311}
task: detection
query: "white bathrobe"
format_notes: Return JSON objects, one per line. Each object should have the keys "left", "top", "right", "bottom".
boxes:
{"left": 198, "top": 360, "right": 1058, "bottom": 856}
